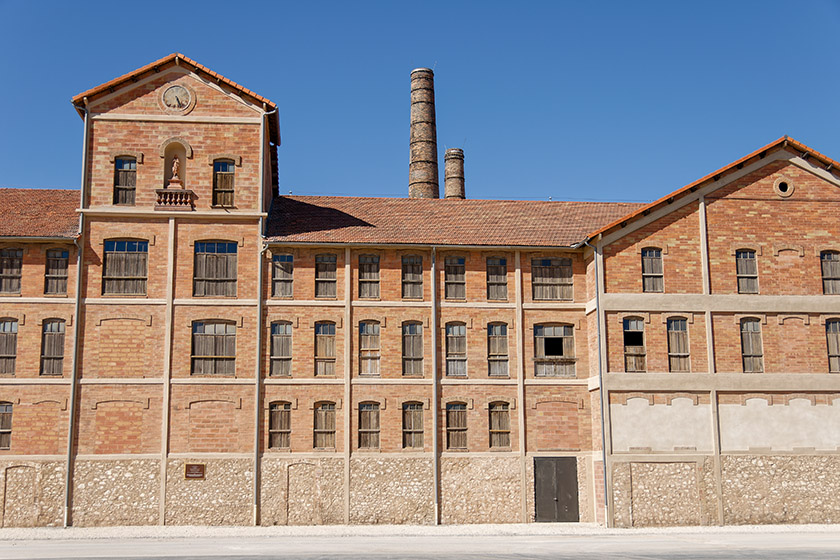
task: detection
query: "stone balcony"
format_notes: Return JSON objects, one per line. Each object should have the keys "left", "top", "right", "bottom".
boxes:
{"left": 155, "top": 188, "right": 195, "bottom": 211}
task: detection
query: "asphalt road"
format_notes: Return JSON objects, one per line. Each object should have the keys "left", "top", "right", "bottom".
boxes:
{"left": 2, "top": 532, "right": 840, "bottom": 559}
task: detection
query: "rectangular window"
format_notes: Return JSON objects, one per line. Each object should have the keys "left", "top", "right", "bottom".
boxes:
{"left": 486, "top": 257, "right": 508, "bottom": 300}
{"left": 212, "top": 159, "right": 235, "bottom": 207}
{"left": 272, "top": 254, "right": 293, "bottom": 298}
{"left": 736, "top": 250, "right": 758, "bottom": 294}
{"left": 0, "top": 402, "right": 11, "bottom": 450}
{"left": 740, "top": 319, "right": 763, "bottom": 373}
{"left": 269, "top": 322, "right": 292, "bottom": 377}
{"left": 45, "top": 249, "right": 69, "bottom": 295}
{"left": 0, "top": 320, "right": 18, "bottom": 375}
{"left": 534, "top": 324, "right": 575, "bottom": 377}
{"left": 402, "top": 402, "right": 423, "bottom": 449}
{"left": 191, "top": 321, "right": 236, "bottom": 375}
{"left": 358, "top": 403, "right": 380, "bottom": 449}
{"left": 315, "top": 254, "right": 337, "bottom": 298}
{"left": 40, "top": 320, "right": 65, "bottom": 376}
{"left": 194, "top": 241, "right": 238, "bottom": 297}
{"left": 827, "top": 320, "right": 840, "bottom": 373}
{"left": 488, "top": 323, "right": 509, "bottom": 377}
{"left": 0, "top": 249, "right": 23, "bottom": 294}
{"left": 446, "top": 403, "right": 467, "bottom": 450}
{"left": 667, "top": 318, "right": 689, "bottom": 372}
{"left": 641, "top": 248, "right": 664, "bottom": 292}
{"left": 444, "top": 257, "right": 466, "bottom": 300}
{"left": 623, "top": 318, "right": 646, "bottom": 373}
{"left": 402, "top": 322, "right": 423, "bottom": 376}
{"left": 532, "top": 258, "right": 573, "bottom": 300}
{"left": 359, "top": 255, "right": 380, "bottom": 298}
{"left": 103, "top": 240, "right": 148, "bottom": 295}
{"left": 315, "top": 322, "right": 336, "bottom": 376}
{"left": 821, "top": 251, "right": 840, "bottom": 295}
{"left": 402, "top": 255, "right": 422, "bottom": 299}
{"left": 313, "top": 402, "right": 336, "bottom": 448}
{"left": 359, "top": 321, "right": 380, "bottom": 376}
{"left": 489, "top": 402, "right": 510, "bottom": 448}
{"left": 445, "top": 323, "right": 467, "bottom": 377}
{"left": 268, "top": 402, "right": 291, "bottom": 449}
{"left": 113, "top": 157, "right": 136, "bottom": 205}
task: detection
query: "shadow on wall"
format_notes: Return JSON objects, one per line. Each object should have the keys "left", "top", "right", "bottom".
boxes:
{"left": 266, "top": 197, "right": 373, "bottom": 237}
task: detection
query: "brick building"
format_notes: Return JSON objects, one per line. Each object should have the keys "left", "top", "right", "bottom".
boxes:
{"left": 0, "top": 54, "right": 839, "bottom": 527}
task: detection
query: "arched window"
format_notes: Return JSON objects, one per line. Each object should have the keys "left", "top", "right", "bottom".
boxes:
{"left": 445, "top": 322, "right": 467, "bottom": 377}
{"left": 268, "top": 401, "right": 291, "bottom": 449}
{"left": 269, "top": 321, "right": 292, "bottom": 377}
{"left": 641, "top": 248, "right": 663, "bottom": 292}
{"left": 535, "top": 324, "right": 575, "bottom": 377}
{"left": 0, "top": 402, "right": 11, "bottom": 450}
{"left": 740, "top": 318, "right": 763, "bottom": 373}
{"left": 359, "top": 321, "right": 380, "bottom": 376}
{"left": 358, "top": 402, "right": 380, "bottom": 449}
{"left": 313, "top": 401, "right": 336, "bottom": 448}
{"left": 103, "top": 240, "right": 148, "bottom": 295}
{"left": 191, "top": 320, "right": 236, "bottom": 375}
{"left": 40, "top": 319, "right": 66, "bottom": 376}
{"left": 113, "top": 157, "right": 137, "bottom": 205}
{"left": 827, "top": 320, "right": 840, "bottom": 373}
{"left": 402, "top": 402, "right": 423, "bottom": 449}
{"left": 488, "top": 402, "right": 510, "bottom": 448}
{"left": 667, "top": 317, "right": 689, "bottom": 372}
{"left": 487, "top": 322, "right": 508, "bottom": 377}
{"left": 314, "top": 321, "right": 336, "bottom": 376}
{"left": 194, "top": 241, "right": 237, "bottom": 297}
{"left": 212, "top": 159, "right": 235, "bottom": 207}
{"left": 623, "top": 317, "right": 646, "bottom": 372}
{"left": 821, "top": 251, "right": 840, "bottom": 295}
{"left": 446, "top": 402, "right": 467, "bottom": 450}
{"left": 402, "top": 322, "right": 423, "bottom": 376}
{"left": 0, "top": 319, "right": 18, "bottom": 375}
{"left": 0, "top": 248, "right": 23, "bottom": 294}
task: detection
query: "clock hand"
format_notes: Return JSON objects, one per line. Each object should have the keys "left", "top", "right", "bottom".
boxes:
{"left": 175, "top": 95, "right": 182, "bottom": 108}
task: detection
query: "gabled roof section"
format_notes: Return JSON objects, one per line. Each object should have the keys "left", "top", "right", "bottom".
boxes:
{"left": 586, "top": 136, "right": 840, "bottom": 241}
{"left": 0, "top": 189, "right": 79, "bottom": 239}
{"left": 266, "top": 196, "right": 643, "bottom": 247}
{"left": 70, "top": 53, "right": 280, "bottom": 146}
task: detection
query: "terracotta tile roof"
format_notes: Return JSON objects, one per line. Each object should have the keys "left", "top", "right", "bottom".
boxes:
{"left": 266, "top": 196, "right": 643, "bottom": 247}
{"left": 587, "top": 136, "right": 835, "bottom": 240}
{"left": 0, "top": 189, "right": 79, "bottom": 239}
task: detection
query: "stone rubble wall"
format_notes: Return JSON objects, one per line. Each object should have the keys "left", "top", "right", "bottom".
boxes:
{"left": 165, "top": 459, "right": 252, "bottom": 526}
{"left": 259, "top": 457, "right": 344, "bottom": 526}
{"left": 439, "top": 456, "right": 520, "bottom": 524}
{"left": 0, "top": 461, "right": 64, "bottom": 527}
{"left": 349, "top": 457, "right": 434, "bottom": 524}
{"left": 71, "top": 459, "right": 159, "bottom": 526}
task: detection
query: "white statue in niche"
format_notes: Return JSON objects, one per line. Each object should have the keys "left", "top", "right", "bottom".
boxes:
{"left": 171, "top": 155, "right": 180, "bottom": 181}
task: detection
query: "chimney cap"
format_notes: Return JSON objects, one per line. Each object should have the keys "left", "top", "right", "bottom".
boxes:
{"left": 411, "top": 67, "right": 434, "bottom": 75}
{"left": 445, "top": 148, "right": 464, "bottom": 159}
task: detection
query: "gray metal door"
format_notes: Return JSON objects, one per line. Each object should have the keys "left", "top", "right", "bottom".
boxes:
{"left": 534, "top": 457, "right": 579, "bottom": 522}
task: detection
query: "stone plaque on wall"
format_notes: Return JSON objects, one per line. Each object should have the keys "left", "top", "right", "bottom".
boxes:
{"left": 184, "top": 463, "right": 205, "bottom": 480}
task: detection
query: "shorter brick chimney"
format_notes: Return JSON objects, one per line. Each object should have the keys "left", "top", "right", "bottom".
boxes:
{"left": 444, "top": 148, "right": 465, "bottom": 199}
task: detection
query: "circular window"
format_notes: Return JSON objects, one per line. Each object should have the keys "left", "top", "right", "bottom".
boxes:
{"left": 773, "top": 176, "right": 794, "bottom": 198}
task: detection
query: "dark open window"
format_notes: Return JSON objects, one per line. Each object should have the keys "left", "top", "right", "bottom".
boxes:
{"left": 623, "top": 317, "right": 646, "bottom": 372}
{"left": 113, "top": 157, "right": 136, "bottom": 205}
{"left": 534, "top": 324, "right": 575, "bottom": 377}
{"left": 212, "top": 159, "right": 235, "bottom": 207}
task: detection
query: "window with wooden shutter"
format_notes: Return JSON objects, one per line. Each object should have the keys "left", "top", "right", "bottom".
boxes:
{"left": 667, "top": 317, "right": 690, "bottom": 372}
{"left": 191, "top": 321, "right": 236, "bottom": 375}
{"left": 402, "top": 255, "right": 422, "bottom": 299}
{"left": 827, "top": 320, "right": 840, "bottom": 373}
{"left": 315, "top": 254, "right": 337, "bottom": 298}
{"left": 103, "top": 240, "right": 147, "bottom": 295}
{"left": 313, "top": 401, "right": 336, "bottom": 448}
{"left": 402, "top": 322, "right": 423, "bottom": 376}
{"left": 212, "top": 159, "right": 235, "bottom": 207}
{"left": 194, "top": 241, "right": 237, "bottom": 297}
{"left": 487, "top": 323, "right": 509, "bottom": 377}
{"left": 314, "top": 321, "right": 336, "bottom": 376}
{"left": 486, "top": 257, "right": 508, "bottom": 300}
{"left": 534, "top": 324, "right": 575, "bottom": 377}
{"left": 446, "top": 402, "right": 467, "bottom": 450}
{"left": 269, "top": 321, "right": 292, "bottom": 376}
{"left": 269, "top": 401, "right": 291, "bottom": 449}
{"left": 359, "top": 321, "right": 380, "bottom": 376}
{"left": 359, "top": 255, "right": 380, "bottom": 298}
{"left": 402, "top": 402, "right": 423, "bottom": 449}
{"left": 0, "top": 402, "right": 11, "bottom": 450}
{"left": 736, "top": 250, "right": 758, "bottom": 294}
{"left": 272, "top": 254, "right": 293, "bottom": 297}
{"left": 740, "top": 318, "right": 763, "bottom": 373}
{"left": 0, "top": 320, "right": 17, "bottom": 375}
{"left": 0, "top": 248, "right": 23, "bottom": 294}
{"left": 113, "top": 157, "right": 136, "bottom": 205}
{"left": 532, "top": 258, "right": 573, "bottom": 300}
{"left": 445, "top": 322, "right": 467, "bottom": 377}
{"left": 444, "top": 257, "right": 466, "bottom": 300}
{"left": 623, "top": 318, "right": 646, "bottom": 372}
{"left": 40, "top": 319, "right": 65, "bottom": 376}
{"left": 821, "top": 251, "right": 840, "bottom": 295}
{"left": 45, "top": 249, "right": 69, "bottom": 295}
{"left": 358, "top": 402, "right": 380, "bottom": 449}
{"left": 641, "top": 248, "right": 664, "bottom": 292}
{"left": 489, "top": 402, "right": 510, "bottom": 448}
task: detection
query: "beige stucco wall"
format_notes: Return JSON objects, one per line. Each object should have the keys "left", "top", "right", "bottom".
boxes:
{"left": 610, "top": 398, "right": 713, "bottom": 452}
{"left": 71, "top": 459, "right": 159, "bottom": 526}
{"left": 719, "top": 398, "right": 840, "bottom": 451}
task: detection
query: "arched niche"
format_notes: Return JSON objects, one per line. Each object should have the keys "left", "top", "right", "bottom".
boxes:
{"left": 159, "top": 137, "right": 193, "bottom": 189}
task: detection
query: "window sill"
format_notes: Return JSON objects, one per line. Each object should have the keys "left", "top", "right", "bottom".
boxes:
{"left": 313, "top": 447, "right": 337, "bottom": 452}
{"left": 489, "top": 447, "right": 513, "bottom": 452}
{"left": 43, "top": 293, "right": 69, "bottom": 298}
{"left": 211, "top": 205, "right": 238, "bottom": 210}
{"left": 190, "top": 373, "right": 236, "bottom": 377}
{"left": 267, "top": 447, "right": 291, "bottom": 453}
{"left": 101, "top": 293, "right": 147, "bottom": 298}
{"left": 270, "top": 296, "right": 294, "bottom": 300}
{"left": 402, "top": 374, "right": 425, "bottom": 379}
{"left": 487, "top": 299, "right": 509, "bottom": 303}
{"left": 444, "top": 448, "right": 469, "bottom": 453}
{"left": 401, "top": 297, "right": 424, "bottom": 301}
{"left": 0, "top": 293, "right": 21, "bottom": 297}
{"left": 315, "top": 297, "right": 338, "bottom": 300}
{"left": 531, "top": 298, "right": 574, "bottom": 303}
{"left": 355, "top": 448, "right": 381, "bottom": 453}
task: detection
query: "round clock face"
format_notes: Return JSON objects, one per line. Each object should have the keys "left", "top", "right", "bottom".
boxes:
{"left": 162, "top": 85, "right": 192, "bottom": 111}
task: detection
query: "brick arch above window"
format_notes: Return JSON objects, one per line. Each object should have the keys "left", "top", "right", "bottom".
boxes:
{"left": 660, "top": 313, "right": 694, "bottom": 324}
{"left": 109, "top": 151, "right": 144, "bottom": 164}
{"left": 158, "top": 137, "right": 193, "bottom": 158}
{"left": 483, "top": 398, "right": 516, "bottom": 410}
{"left": 355, "top": 398, "right": 386, "bottom": 410}
{"left": 206, "top": 154, "right": 241, "bottom": 166}
{"left": 440, "top": 397, "right": 473, "bottom": 409}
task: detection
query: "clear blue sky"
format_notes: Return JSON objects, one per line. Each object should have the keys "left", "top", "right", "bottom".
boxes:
{"left": 2, "top": 0, "right": 840, "bottom": 203}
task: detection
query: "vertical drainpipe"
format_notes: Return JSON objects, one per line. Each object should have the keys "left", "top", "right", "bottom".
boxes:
{"left": 343, "top": 247, "right": 352, "bottom": 524}
{"left": 514, "top": 250, "right": 527, "bottom": 522}
{"left": 430, "top": 246, "right": 440, "bottom": 524}
{"left": 159, "top": 217, "right": 175, "bottom": 525}
{"left": 63, "top": 101, "right": 89, "bottom": 527}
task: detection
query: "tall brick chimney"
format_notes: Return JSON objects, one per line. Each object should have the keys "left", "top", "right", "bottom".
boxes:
{"left": 444, "top": 148, "right": 465, "bottom": 199}
{"left": 409, "top": 68, "right": 439, "bottom": 198}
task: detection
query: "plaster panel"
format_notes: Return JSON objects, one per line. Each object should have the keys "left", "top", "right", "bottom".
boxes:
{"left": 610, "top": 397, "right": 713, "bottom": 452}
